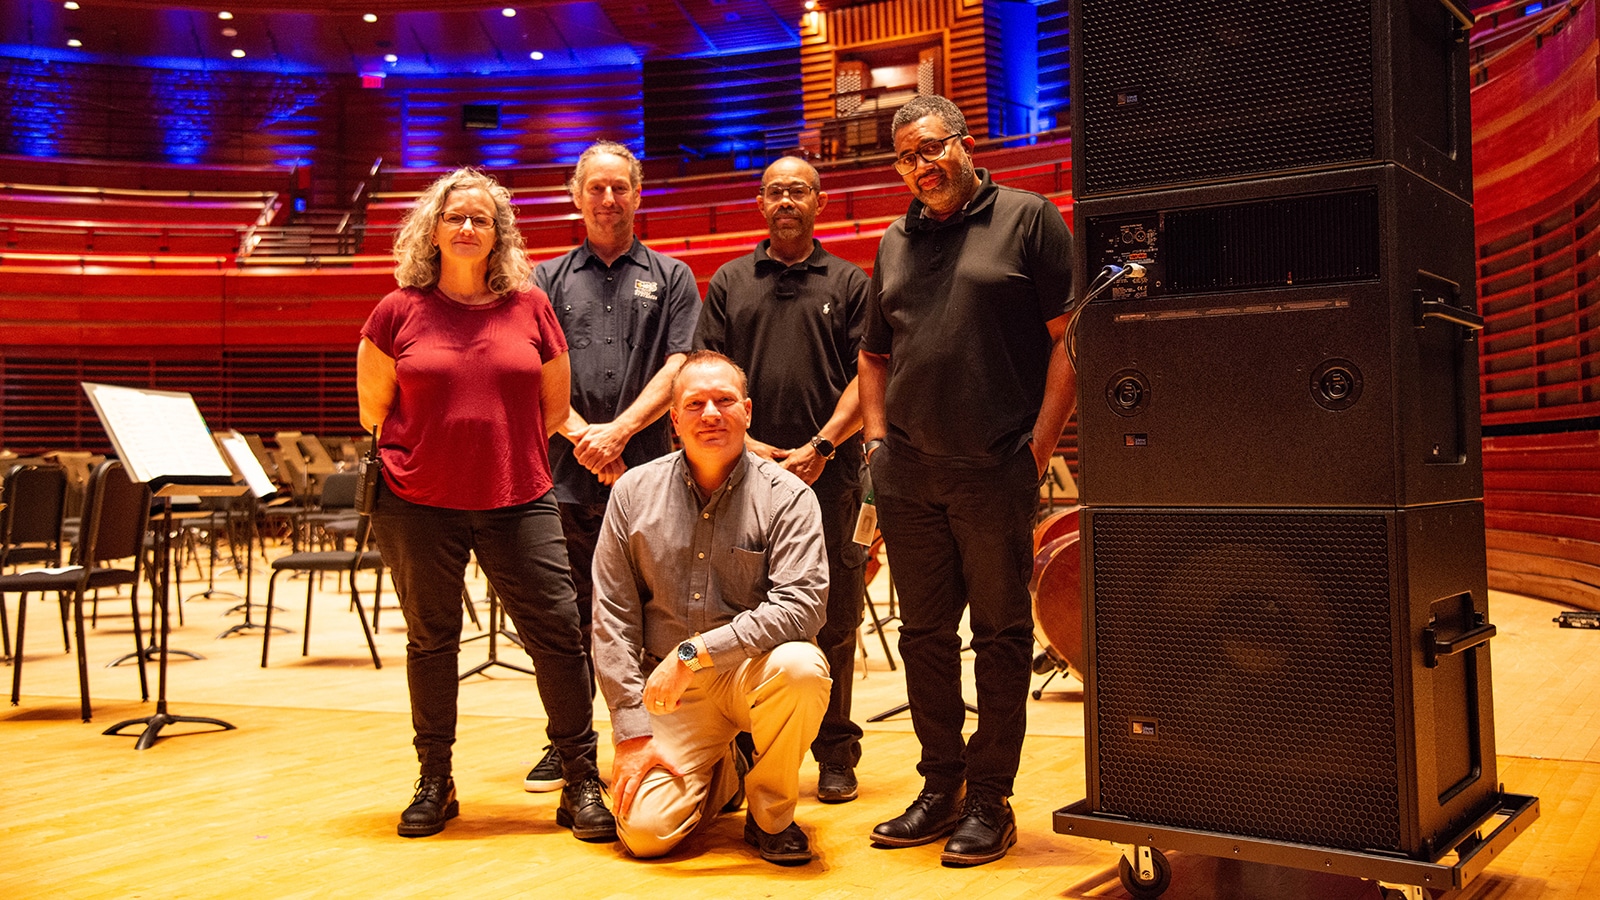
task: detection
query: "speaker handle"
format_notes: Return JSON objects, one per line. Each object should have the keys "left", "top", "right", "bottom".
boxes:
{"left": 1416, "top": 298, "right": 1484, "bottom": 332}
{"left": 1424, "top": 620, "right": 1497, "bottom": 668}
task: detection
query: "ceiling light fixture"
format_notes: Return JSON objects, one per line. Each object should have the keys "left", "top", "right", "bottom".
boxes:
{"left": 529, "top": 50, "right": 544, "bottom": 60}
{"left": 384, "top": 53, "right": 398, "bottom": 63}
{"left": 221, "top": 27, "right": 238, "bottom": 37}
{"left": 218, "top": 11, "right": 234, "bottom": 20}
{"left": 363, "top": 13, "right": 377, "bottom": 23}
{"left": 231, "top": 48, "right": 246, "bottom": 58}
{"left": 502, "top": 7, "right": 517, "bottom": 17}
{"left": 67, "top": 37, "right": 82, "bottom": 47}
{"left": 63, "top": 2, "right": 80, "bottom": 10}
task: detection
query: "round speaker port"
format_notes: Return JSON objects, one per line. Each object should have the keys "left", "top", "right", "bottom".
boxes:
{"left": 1310, "top": 359, "right": 1362, "bottom": 411}
{"left": 1106, "top": 369, "right": 1149, "bottom": 417}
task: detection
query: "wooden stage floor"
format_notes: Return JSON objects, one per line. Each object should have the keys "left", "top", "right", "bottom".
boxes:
{"left": 2, "top": 552, "right": 1597, "bottom": 899}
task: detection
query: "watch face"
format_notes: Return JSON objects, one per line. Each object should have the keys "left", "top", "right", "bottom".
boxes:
{"left": 678, "top": 641, "right": 697, "bottom": 661}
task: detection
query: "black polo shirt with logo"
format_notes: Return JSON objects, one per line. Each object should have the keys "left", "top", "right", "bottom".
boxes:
{"left": 535, "top": 237, "right": 700, "bottom": 506}
{"left": 695, "top": 239, "right": 869, "bottom": 455}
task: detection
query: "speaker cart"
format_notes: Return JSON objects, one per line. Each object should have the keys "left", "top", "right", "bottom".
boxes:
{"left": 1053, "top": 792, "right": 1537, "bottom": 899}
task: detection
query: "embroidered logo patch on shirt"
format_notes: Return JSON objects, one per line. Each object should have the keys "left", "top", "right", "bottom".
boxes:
{"left": 634, "top": 279, "right": 659, "bottom": 301}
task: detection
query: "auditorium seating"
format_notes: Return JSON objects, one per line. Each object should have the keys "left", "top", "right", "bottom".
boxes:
{"left": 1471, "top": 0, "right": 1600, "bottom": 610}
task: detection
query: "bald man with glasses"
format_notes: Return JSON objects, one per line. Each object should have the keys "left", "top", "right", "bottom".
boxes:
{"left": 694, "top": 155, "right": 871, "bottom": 805}
{"left": 859, "top": 95, "right": 1078, "bottom": 867}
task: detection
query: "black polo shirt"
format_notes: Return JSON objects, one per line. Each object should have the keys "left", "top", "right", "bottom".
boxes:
{"left": 696, "top": 238, "right": 869, "bottom": 454}
{"left": 535, "top": 237, "right": 700, "bottom": 505}
{"left": 863, "top": 169, "right": 1074, "bottom": 468}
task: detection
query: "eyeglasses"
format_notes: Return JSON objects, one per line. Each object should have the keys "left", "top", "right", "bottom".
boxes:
{"left": 440, "top": 212, "right": 495, "bottom": 230}
{"left": 892, "top": 132, "right": 967, "bottom": 175}
{"left": 759, "top": 183, "right": 815, "bottom": 202}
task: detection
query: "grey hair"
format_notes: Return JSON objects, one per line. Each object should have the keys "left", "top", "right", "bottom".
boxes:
{"left": 892, "top": 94, "right": 969, "bottom": 137}
{"left": 567, "top": 141, "right": 643, "bottom": 198}
{"left": 393, "top": 167, "right": 531, "bottom": 296}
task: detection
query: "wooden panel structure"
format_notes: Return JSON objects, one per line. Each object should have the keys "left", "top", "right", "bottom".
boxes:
{"left": 1484, "top": 430, "right": 1600, "bottom": 611}
{"left": 800, "top": 0, "right": 992, "bottom": 139}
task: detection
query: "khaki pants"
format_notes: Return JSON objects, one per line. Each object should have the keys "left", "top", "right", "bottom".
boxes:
{"left": 616, "top": 641, "right": 831, "bottom": 858}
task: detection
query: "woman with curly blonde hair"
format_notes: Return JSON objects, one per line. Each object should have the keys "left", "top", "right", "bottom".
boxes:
{"left": 357, "top": 166, "right": 614, "bottom": 842}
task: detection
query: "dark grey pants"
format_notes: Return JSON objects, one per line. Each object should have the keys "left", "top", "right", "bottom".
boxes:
{"left": 371, "top": 483, "right": 598, "bottom": 784}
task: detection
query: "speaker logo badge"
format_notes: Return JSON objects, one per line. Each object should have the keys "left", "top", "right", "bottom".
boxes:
{"left": 1130, "top": 718, "right": 1158, "bottom": 740}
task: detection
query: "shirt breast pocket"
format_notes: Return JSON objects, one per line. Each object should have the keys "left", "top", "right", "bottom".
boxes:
{"left": 720, "top": 546, "right": 770, "bottom": 610}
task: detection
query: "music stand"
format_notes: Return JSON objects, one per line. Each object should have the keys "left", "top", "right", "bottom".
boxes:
{"left": 214, "top": 432, "right": 284, "bottom": 639}
{"left": 460, "top": 584, "right": 533, "bottom": 680}
{"left": 81, "top": 383, "right": 245, "bottom": 749}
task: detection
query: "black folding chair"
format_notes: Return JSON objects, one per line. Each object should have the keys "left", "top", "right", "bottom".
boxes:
{"left": 260, "top": 513, "right": 384, "bottom": 669}
{"left": 1, "top": 463, "right": 68, "bottom": 660}
{"left": 2, "top": 460, "right": 152, "bottom": 721}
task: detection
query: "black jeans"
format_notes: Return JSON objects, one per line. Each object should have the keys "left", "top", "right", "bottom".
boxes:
{"left": 556, "top": 500, "right": 607, "bottom": 696}
{"left": 371, "top": 482, "right": 598, "bottom": 784}
{"left": 809, "top": 455, "right": 868, "bottom": 768}
{"left": 870, "top": 443, "right": 1038, "bottom": 799}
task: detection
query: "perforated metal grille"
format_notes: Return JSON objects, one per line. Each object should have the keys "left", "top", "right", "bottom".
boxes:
{"left": 1078, "top": 0, "right": 1376, "bottom": 194}
{"left": 1090, "top": 511, "right": 1402, "bottom": 852}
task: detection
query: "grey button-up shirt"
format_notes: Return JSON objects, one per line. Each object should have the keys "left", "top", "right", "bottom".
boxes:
{"left": 592, "top": 449, "right": 828, "bottom": 743}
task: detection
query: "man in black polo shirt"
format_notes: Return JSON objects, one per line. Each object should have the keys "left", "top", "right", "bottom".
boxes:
{"left": 859, "top": 95, "right": 1077, "bottom": 866}
{"left": 527, "top": 140, "right": 700, "bottom": 793}
{"left": 695, "top": 155, "right": 871, "bottom": 804}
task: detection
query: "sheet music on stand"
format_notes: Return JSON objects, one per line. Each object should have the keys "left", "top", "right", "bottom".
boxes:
{"left": 217, "top": 431, "right": 276, "bottom": 499}
{"left": 82, "top": 383, "right": 241, "bottom": 496}
{"left": 81, "top": 382, "right": 244, "bottom": 749}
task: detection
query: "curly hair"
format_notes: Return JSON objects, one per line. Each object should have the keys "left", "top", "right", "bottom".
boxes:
{"left": 393, "top": 167, "right": 531, "bottom": 295}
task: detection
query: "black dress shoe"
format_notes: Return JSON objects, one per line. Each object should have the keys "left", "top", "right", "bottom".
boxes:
{"left": 940, "top": 794, "right": 1017, "bottom": 867}
{"left": 817, "top": 763, "right": 858, "bottom": 803}
{"left": 744, "top": 816, "right": 812, "bottom": 865}
{"left": 557, "top": 776, "right": 618, "bottom": 842}
{"left": 398, "top": 774, "right": 457, "bottom": 838}
{"left": 870, "top": 785, "right": 965, "bottom": 847}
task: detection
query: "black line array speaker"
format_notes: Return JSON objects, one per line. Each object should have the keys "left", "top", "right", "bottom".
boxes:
{"left": 1068, "top": 0, "right": 1473, "bottom": 201}
{"left": 1082, "top": 503, "right": 1498, "bottom": 858}
{"left": 1069, "top": 0, "right": 1504, "bottom": 868}
{"left": 1073, "top": 164, "right": 1482, "bottom": 508}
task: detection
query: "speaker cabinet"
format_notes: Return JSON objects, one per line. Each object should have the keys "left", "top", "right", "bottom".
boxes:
{"left": 1074, "top": 164, "right": 1481, "bottom": 509}
{"left": 1082, "top": 502, "right": 1499, "bottom": 859}
{"left": 1069, "top": 0, "right": 1472, "bottom": 201}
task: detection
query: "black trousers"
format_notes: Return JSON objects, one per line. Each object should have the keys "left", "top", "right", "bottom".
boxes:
{"left": 371, "top": 483, "right": 598, "bottom": 784}
{"left": 809, "top": 457, "right": 868, "bottom": 768}
{"left": 870, "top": 443, "right": 1038, "bottom": 799}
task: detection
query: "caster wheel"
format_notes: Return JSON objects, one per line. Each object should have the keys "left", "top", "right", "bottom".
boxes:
{"left": 1118, "top": 848, "right": 1171, "bottom": 899}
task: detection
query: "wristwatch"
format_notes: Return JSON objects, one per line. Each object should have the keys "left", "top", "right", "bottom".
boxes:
{"left": 809, "top": 435, "right": 836, "bottom": 460}
{"left": 864, "top": 438, "right": 886, "bottom": 460}
{"left": 677, "top": 638, "right": 706, "bottom": 672}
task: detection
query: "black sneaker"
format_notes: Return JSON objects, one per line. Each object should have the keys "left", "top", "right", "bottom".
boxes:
{"left": 816, "top": 762, "right": 858, "bottom": 803}
{"left": 556, "top": 776, "right": 618, "bottom": 842}
{"left": 523, "top": 744, "right": 564, "bottom": 793}
{"left": 398, "top": 774, "right": 457, "bottom": 838}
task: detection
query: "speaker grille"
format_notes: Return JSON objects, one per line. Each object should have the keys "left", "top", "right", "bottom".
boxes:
{"left": 1079, "top": 0, "right": 1376, "bottom": 195}
{"left": 1091, "top": 511, "right": 1402, "bottom": 852}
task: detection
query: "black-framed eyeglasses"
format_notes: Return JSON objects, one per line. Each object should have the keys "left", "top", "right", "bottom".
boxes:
{"left": 892, "top": 132, "right": 967, "bottom": 175}
{"left": 440, "top": 212, "right": 495, "bottom": 230}
{"left": 759, "top": 183, "right": 815, "bottom": 202}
